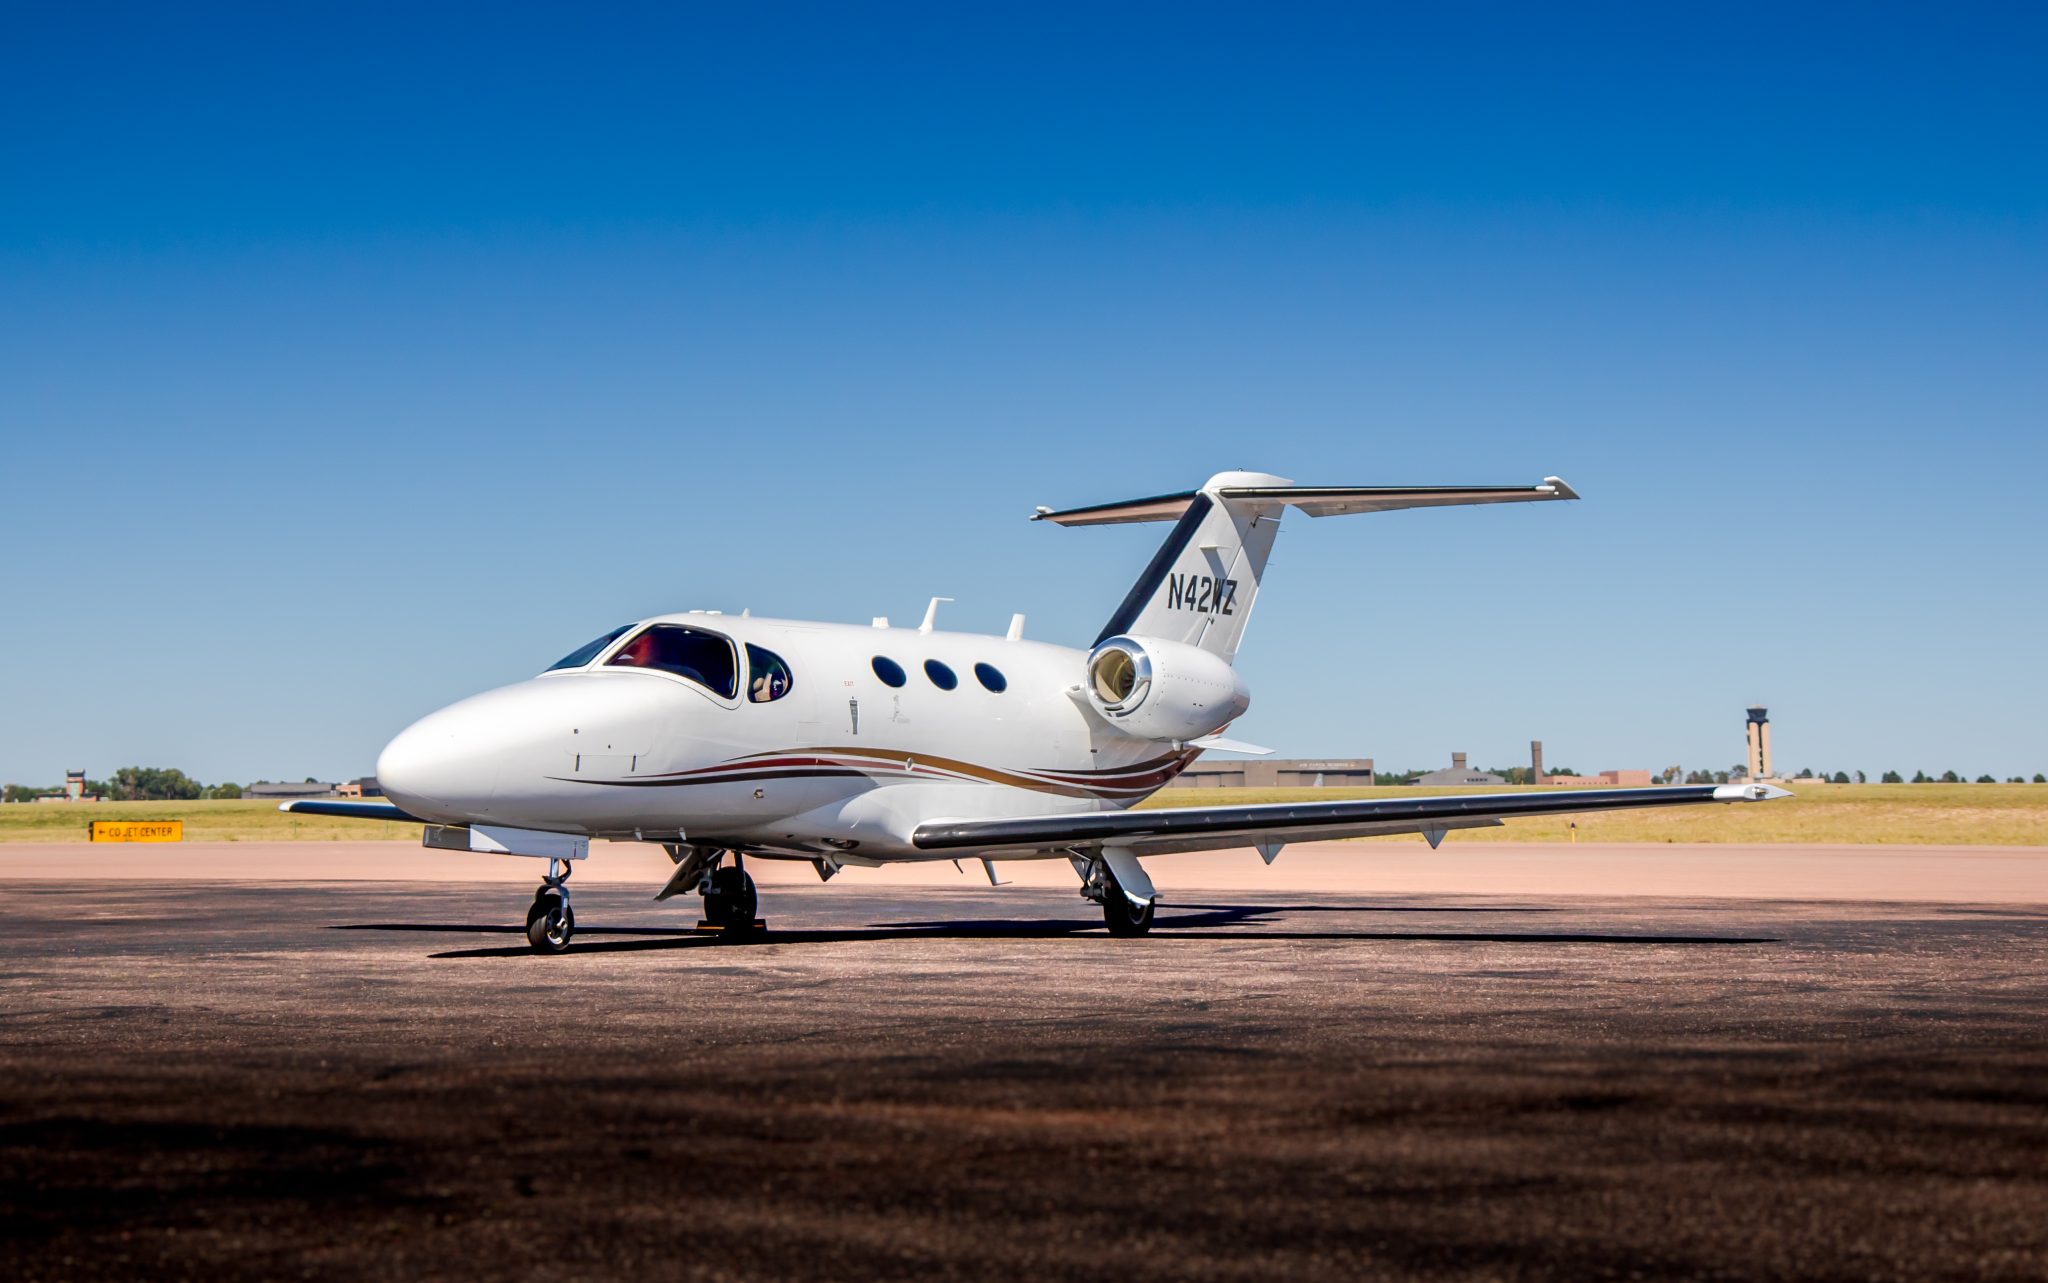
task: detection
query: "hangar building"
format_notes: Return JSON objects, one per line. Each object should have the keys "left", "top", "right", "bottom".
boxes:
{"left": 1177, "top": 758, "right": 1376, "bottom": 789}
{"left": 1409, "top": 752, "right": 1508, "bottom": 787}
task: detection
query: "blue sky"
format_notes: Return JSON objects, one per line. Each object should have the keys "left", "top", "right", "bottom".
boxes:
{"left": 3, "top": 2, "right": 2044, "bottom": 785}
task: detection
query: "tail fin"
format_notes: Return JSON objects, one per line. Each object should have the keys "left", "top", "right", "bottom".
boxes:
{"left": 1035, "top": 470, "right": 1578, "bottom": 662}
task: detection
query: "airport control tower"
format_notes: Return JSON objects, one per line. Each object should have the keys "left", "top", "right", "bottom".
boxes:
{"left": 1745, "top": 706, "right": 1773, "bottom": 781}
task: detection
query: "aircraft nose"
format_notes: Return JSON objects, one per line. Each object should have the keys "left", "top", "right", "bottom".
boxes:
{"left": 376, "top": 701, "right": 504, "bottom": 823}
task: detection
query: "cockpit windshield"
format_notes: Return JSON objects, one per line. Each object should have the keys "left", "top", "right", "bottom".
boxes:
{"left": 544, "top": 624, "right": 633, "bottom": 672}
{"left": 606, "top": 624, "right": 739, "bottom": 699}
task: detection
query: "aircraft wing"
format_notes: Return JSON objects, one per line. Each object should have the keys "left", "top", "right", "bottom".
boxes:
{"left": 911, "top": 783, "right": 1789, "bottom": 859}
{"left": 277, "top": 800, "right": 425, "bottom": 822}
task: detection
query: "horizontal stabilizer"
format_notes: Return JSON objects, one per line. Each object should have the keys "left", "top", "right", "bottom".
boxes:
{"left": 1033, "top": 477, "right": 1577, "bottom": 526}
{"left": 1231, "top": 477, "right": 1578, "bottom": 518}
{"left": 278, "top": 800, "right": 424, "bottom": 822}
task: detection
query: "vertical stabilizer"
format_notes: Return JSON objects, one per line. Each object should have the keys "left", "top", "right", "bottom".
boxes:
{"left": 1092, "top": 470, "right": 1292, "bottom": 661}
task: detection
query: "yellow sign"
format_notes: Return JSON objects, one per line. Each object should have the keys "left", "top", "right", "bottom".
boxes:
{"left": 89, "top": 820, "right": 184, "bottom": 843}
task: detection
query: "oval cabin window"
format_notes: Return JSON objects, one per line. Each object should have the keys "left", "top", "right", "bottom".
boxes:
{"left": 747, "top": 644, "right": 794, "bottom": 703}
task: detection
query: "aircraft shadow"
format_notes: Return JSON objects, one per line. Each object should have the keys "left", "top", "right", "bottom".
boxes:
{"left": 332, "top": 903, "right": 1774, "bottom": 960}
{"left": 335, "top": 924, "right": 698, "bottom": 937}
{"left": 1168, "top": 902, "right": 1560, "bottom": 915}
{"left": 899, "top": 904, "right": 1565, "bottom": 932}
{"left": 418, "top": 927, "right": 1775, "bottom": 960}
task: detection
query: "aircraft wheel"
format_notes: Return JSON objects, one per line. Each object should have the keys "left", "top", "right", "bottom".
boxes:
{"left": 1102, "top": 889, "right": 1155, "bottom": 937}
{"left": 707, "top": 866, "right": 758, "bottom": 930}
{"left": 526, "top": 891, "right": 574, "bottom": 953}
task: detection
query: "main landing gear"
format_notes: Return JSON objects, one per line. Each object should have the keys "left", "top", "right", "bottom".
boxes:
{"left": 701, "top": 858, "right": 760, "bottom": 933}
{"left": 1102, "top": 885, "right": 1156, "bottom": 937}
{"left": 1075, "top": 852, "right": 1156, "bottom": 937}
{"left": 526, "top": 858, "right": 575, "bottom": 954}
{"left": 655, "top": 845, "right": 763, "bottom": 938}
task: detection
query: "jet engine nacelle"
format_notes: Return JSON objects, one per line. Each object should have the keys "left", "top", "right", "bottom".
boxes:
{"left": 1084, "top": 634, "right": 1251, "bottom": 742}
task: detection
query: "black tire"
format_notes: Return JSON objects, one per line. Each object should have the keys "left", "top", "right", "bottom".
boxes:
{"left": 706, "top": 867, "right": 758, "bottom": 929}
{"left": 526, "top": 892, "right": 574, "bottom": 953}
{"left": 1103, "top": 891, "right": 1155, "bottom": 937}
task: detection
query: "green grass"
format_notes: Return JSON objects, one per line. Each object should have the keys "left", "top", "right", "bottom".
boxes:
{"left": 0, "top": 799, "right": 422, "bottom": 843}
{"left": 4, "top": 784, "right": 2043, "bottom": 846}
{"left": 1140, "top": 783, "right": 2048, "bottom": 846}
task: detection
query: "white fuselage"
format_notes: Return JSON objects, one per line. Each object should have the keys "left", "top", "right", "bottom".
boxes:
{"left": 374, "top": 613, "right": 1200, "bottom": 863}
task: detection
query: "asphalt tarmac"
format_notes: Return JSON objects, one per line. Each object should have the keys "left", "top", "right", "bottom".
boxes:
{"left": 4, "top": 871, "right": 2046, "bottom": 1281}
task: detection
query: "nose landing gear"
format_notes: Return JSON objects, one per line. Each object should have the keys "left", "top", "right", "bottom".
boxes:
{"left": 525, "top": 858, "right": 575, "bottom": 954}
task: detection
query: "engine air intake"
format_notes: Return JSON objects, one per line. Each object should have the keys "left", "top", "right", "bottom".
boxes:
{"left": 1082, "top": 634, "right": 1249, "bottom": 742}
{"left": 1089, "top": 641, "right": 1149, "bottom": 710}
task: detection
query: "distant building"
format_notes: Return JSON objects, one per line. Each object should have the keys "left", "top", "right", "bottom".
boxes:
{"left": 1178, "top": 758, "right": 1376, "bottom": 789}
{"left": 1545, "top": 770, "right": 1653, "bottom": 787}
{"left": 244, "top": 781, "right": 338, "bottom": 801}
{"left": 30, "top": 770, "right": 102, "bottom": 803}
{"left": 1745, "top": 705, "right": 1775, "bottom": 781}
{"left": 1409, "top": 753, "right": 1506, "bottom": 787}
{"left": 334, "top": 777, "right": 383, "bottom": 799}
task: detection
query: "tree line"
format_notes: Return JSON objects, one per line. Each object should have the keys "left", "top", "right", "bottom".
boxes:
{"left": 1373, "top": 766, "right": 1570, "bottom": 786}
{"left": 1436, "top": 767, "right": 2047, "bottom": 787}
{"left": 1663, "top": 768, "right": 2045, "bottom": 786}
{"left": 2, "top": 767, "right": 244, "bottom": 803}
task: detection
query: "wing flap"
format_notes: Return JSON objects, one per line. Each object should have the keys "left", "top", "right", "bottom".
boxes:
{"left": 1113, "top": 815, "right": 1507, "bottom": 858}
{"left": 911, "top": 783, "right": 1788, "bottom": 856}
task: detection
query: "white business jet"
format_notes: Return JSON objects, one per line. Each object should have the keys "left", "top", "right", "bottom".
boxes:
{"left": 288, "top": 471, "right": 1786, "bottom": 952}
